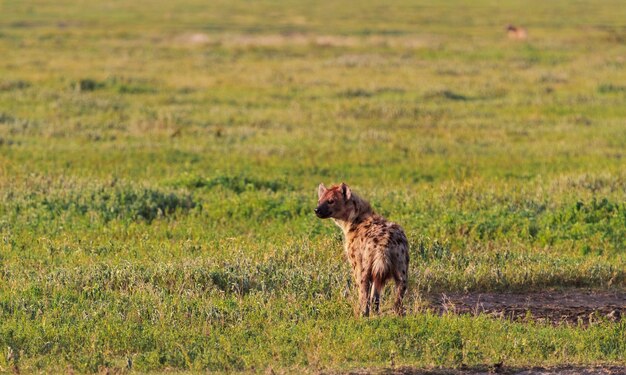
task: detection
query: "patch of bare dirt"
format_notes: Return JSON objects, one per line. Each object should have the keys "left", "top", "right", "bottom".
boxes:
{"left": 338, "top": 365, "right": 625, "bottom": 375}
{"left": 428, "top": 289, "right": 625, "bottom": 325}
{"left": 172, "top": 33, "right": 436, "bottom": 48}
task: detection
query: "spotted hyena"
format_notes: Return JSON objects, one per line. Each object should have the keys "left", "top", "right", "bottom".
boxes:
{"left": 315, "top": 183, "right": 409, "bottom": 317}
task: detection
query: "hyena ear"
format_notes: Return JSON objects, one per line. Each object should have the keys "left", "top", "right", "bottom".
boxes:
{"left": 340, "top": 182, "right": 351, "bottom": 200}
{"left": 318, "top": 183, "right": 327, "bottom": 199}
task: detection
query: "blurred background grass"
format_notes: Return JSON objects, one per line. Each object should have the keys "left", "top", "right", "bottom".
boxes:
{"left": 0, "top": 0, "right": 625, "bottom": 372}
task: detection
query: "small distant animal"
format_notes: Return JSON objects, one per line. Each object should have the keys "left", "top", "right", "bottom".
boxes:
{"left": 507, "top": 24, "right": 528, "bottom": 40}
{"left": 315, "top": 183, "right": 409, "bottom": 317}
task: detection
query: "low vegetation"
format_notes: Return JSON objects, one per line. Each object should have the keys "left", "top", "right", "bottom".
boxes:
{"left": 0, "top": 0, "right": 625, "bottom": 372}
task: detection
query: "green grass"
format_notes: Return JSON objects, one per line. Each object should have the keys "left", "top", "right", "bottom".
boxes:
{"left": 1, "top": 0, "right": 625, "bottom": 372}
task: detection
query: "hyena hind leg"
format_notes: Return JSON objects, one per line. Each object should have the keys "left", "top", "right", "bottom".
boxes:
{"left": 393, "top": 272, "right": 407, "bottom": 316}
{"left": 369, "top": 277, "right": 384, "bottom": 315}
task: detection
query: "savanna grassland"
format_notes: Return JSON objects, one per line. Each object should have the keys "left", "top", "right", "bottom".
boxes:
{"left": 1, "top": 0, "right": 626, "bottom": 373}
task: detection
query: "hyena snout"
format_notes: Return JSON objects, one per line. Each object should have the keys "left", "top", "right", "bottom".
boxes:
{"left": 314, "top": 203, "right": 331, "bottom": 219}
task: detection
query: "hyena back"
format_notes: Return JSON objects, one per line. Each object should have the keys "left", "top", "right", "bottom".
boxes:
{"left": 315, "top": 182, "right": 409, "bottom": 317}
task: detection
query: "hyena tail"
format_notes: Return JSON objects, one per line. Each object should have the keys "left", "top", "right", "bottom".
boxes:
{"left": 372, "top": 251, "right": 391, "bottom": 282}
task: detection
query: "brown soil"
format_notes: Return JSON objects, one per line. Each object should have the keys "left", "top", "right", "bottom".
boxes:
{"left": 427, "top": 289, "right": 625, "bottom": 325}
{"left": 338, "top": 365, "right": 626, "bottom": 375}
{"left": 383, "top": 365, "right": 625, "bottom": 374}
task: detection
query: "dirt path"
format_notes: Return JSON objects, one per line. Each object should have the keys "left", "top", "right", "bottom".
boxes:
{"left": 427, "top": 289, "right": 625, "bottom": 325}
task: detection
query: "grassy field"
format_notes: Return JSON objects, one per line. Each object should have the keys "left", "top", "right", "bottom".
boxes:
{"left": 1, "top": 0, "right": 625, "bottom": 372}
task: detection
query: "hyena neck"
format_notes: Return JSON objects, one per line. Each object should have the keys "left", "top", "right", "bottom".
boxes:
{"left": 332, "top": 193, "right": 374, "bottom": 235}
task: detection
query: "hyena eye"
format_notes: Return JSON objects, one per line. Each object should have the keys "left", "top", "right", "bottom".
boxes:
{"left": 328, "top": 199, "right": 335, "bottom": 205}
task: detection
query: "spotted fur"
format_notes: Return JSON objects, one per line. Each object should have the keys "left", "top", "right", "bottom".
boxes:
{"left": 315, "top": 182, "right": 409, "bottom": 317}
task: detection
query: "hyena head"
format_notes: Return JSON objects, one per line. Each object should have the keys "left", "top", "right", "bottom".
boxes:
{"left": 315, "top": 182, "right": 352, "bottom": 220}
